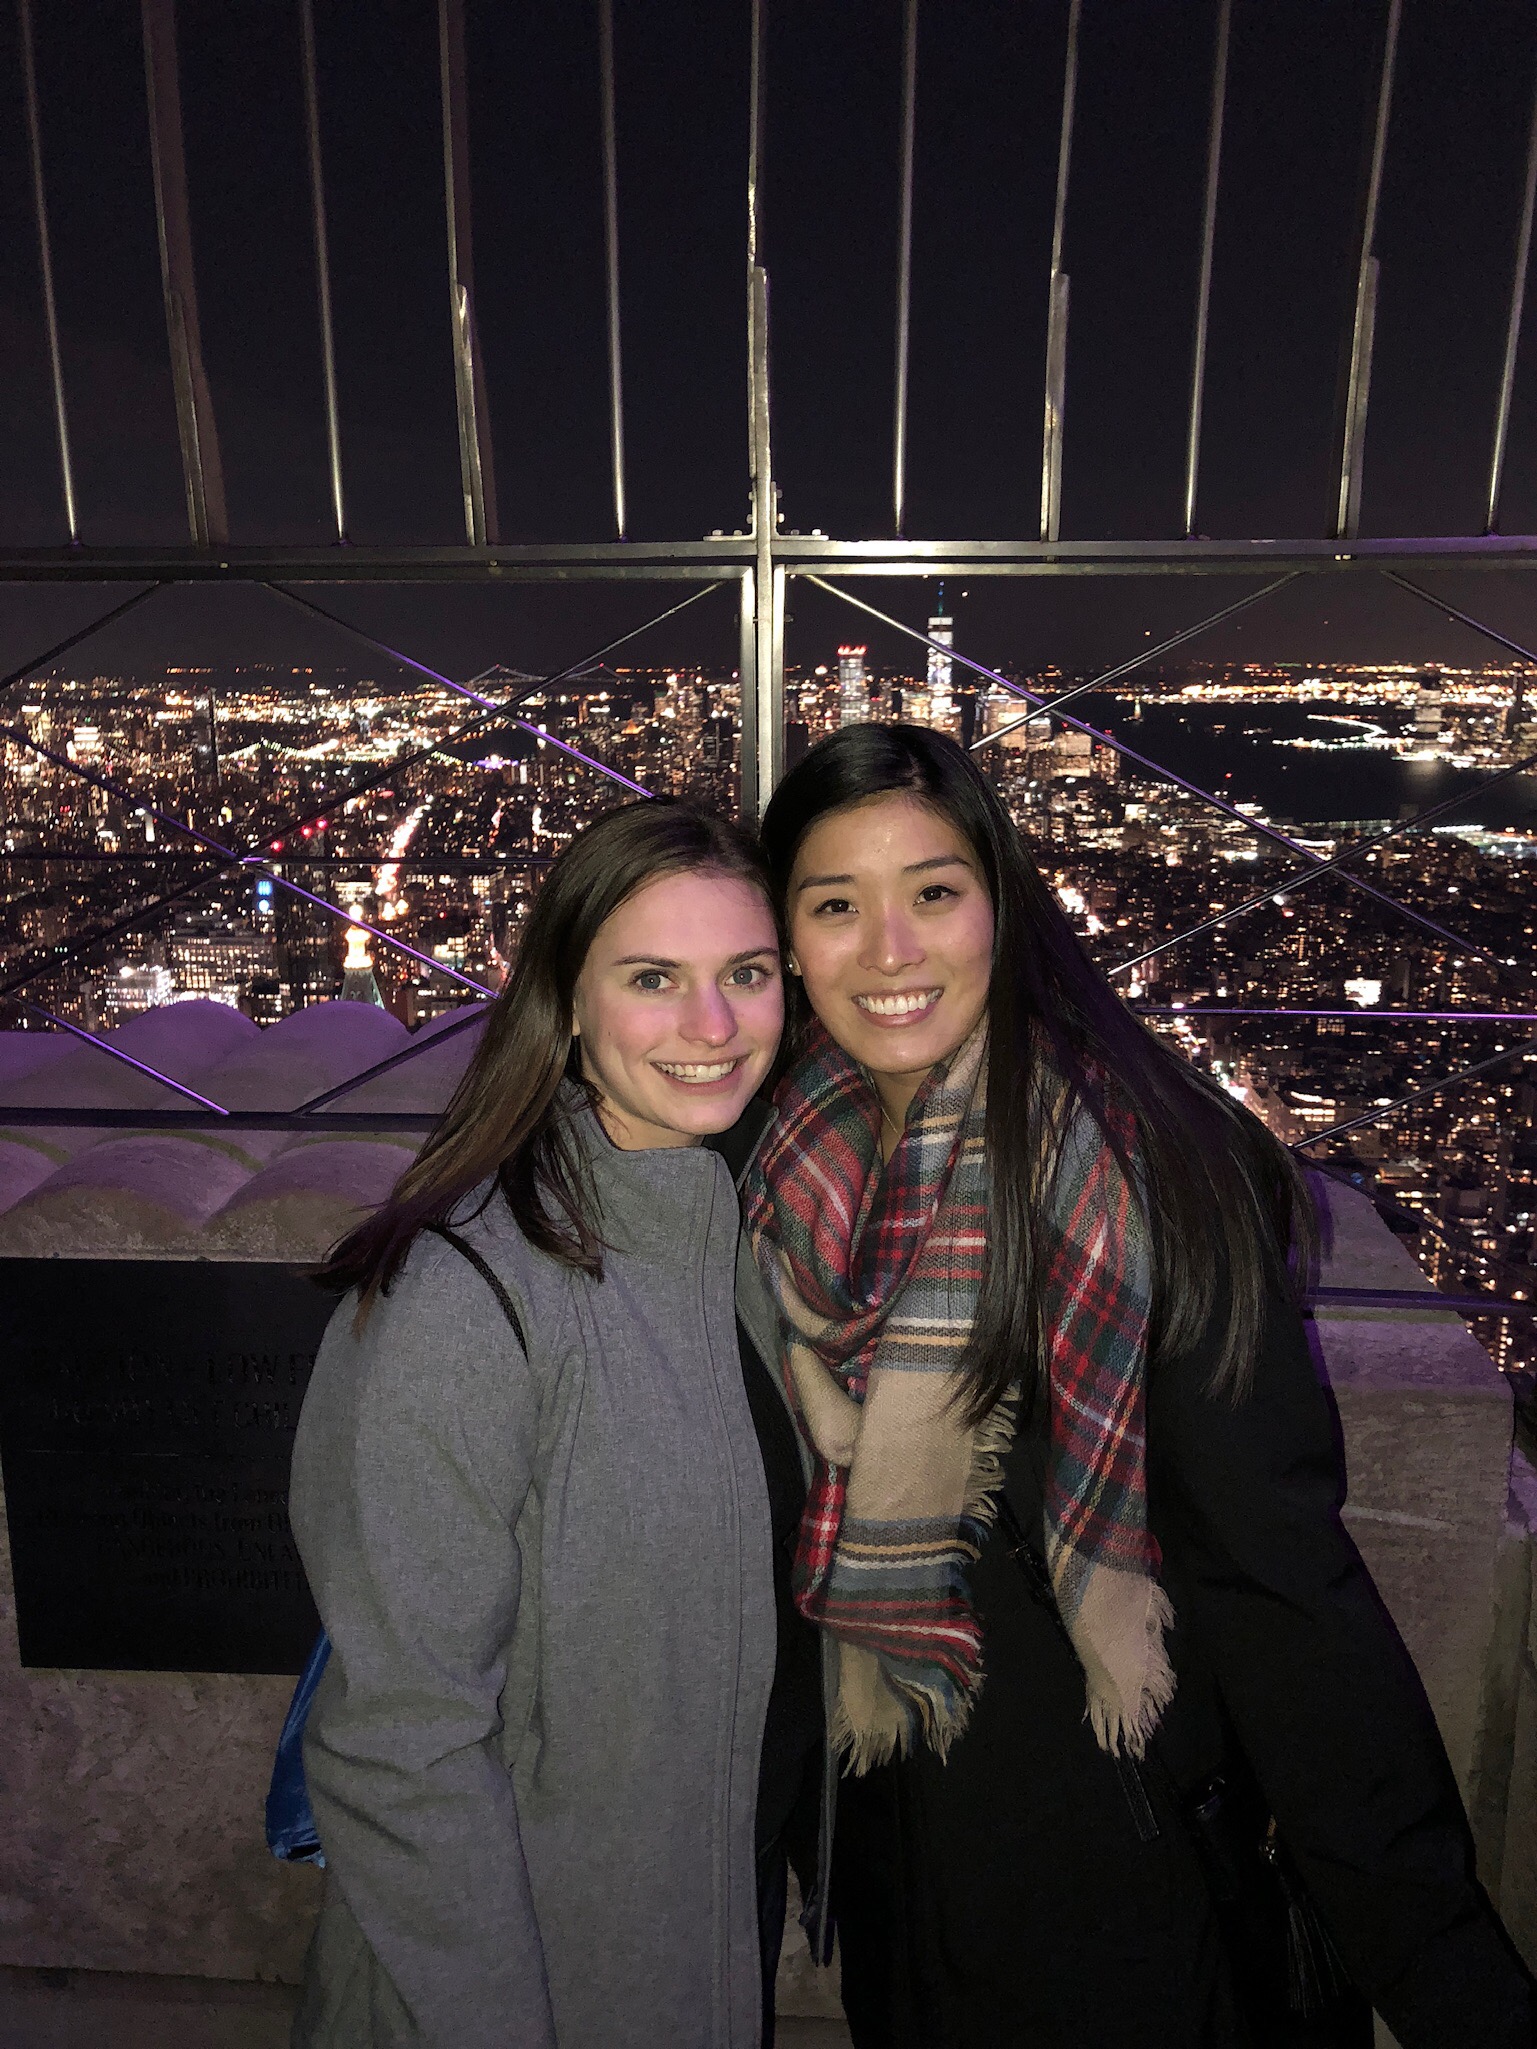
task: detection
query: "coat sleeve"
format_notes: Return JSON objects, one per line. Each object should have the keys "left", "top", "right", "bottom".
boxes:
{"left": 1147, "top": 1286, "right": 1536, "bottom": 2049}
{"left": 289, "top": 1238, "right": 557, "bottom": 2049}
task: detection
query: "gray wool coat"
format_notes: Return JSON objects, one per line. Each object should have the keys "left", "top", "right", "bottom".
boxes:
{"left": 288, "top": 1101, "right": 787, "bottom": 2049}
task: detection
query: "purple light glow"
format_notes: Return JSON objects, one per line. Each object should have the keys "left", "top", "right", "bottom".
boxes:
{"left": 1136, "top": 1008, "right": 1537, "bottom": 1022}
{"left": 7, "top": 724, "right": 490, "bottom": 993}
{"left": 19, "top": 999, "right": 230, "bottom": 1114}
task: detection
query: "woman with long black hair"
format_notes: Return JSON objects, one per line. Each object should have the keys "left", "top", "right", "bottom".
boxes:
{"left": 746, "top": 723, "right": 1533, "bottom": 2049}
{"left": 288, "top": 800, "right": 821, "bottom": 2049}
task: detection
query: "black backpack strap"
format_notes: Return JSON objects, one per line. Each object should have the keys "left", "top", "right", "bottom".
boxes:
{"left": 425, "top": 1222, "right": 528, "bottom": 1354}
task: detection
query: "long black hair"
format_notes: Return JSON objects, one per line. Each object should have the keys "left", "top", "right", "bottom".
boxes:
{"left": 759, "top": 723, "right": 1315, "bottom": 1419}
{"left": 319, "top": 799, "right": 773, "bottom": 1318}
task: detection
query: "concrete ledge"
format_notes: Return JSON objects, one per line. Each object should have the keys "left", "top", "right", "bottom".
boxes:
{"left": 0, "top": 1481, "right": 321, "bottom": 1982}
{"left": 1311, "top": 1182, "right": 1514, "bottom": 1791}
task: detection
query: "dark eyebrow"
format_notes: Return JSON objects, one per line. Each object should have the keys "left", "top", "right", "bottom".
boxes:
{"left": 795, "top": 854, "right": 970, "bottom": 892}
{"left": 610, "top": 945, "right": 778, "bottom": 970}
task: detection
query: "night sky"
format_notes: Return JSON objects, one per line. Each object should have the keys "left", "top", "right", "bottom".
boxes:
{"left": 6, "top": 0, "right": 1537, "bottom": 683}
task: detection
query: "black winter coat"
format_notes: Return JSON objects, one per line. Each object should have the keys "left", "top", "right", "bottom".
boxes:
{"left": 831, "top": 1284, "right": 1535, "bottom": 2049}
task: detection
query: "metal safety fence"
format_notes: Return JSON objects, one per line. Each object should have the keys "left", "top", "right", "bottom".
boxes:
{"left": 4, "top": 0, "right": 1537, "bottom": 1329}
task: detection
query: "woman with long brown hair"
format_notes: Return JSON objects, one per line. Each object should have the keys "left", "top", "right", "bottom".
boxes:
{"left": 746, "top": 723, "right": 1533, "bottom": 2049}
{"left": 288, "top": 800, "right": 821, "bottom": 2049}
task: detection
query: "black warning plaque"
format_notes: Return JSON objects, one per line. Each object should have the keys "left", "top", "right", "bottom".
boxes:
{"left": 0, "top": 1260, "right": 335, "bottom": 1673}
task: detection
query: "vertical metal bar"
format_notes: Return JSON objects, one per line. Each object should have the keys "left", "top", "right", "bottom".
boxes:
{"left": 1334, "top": 0, "right": 1401, "bottom": 542}
{"left": 598, "top": 0, "right": 627, "bottom": 540}
{"left": 892, "top": 0, "right": 919, "bottom": 536}
{"left": 740, "top": 0, "right": 771, "bottom": 821}
{"left": 1040, "top": 273, "right": 1069, "bottom": 542}
{"left": 738, "top": 566, "right": 758, "bottom": 819}
{"left": 747, "top": 0, "right": 766, "bottom": 269}
{"left": 766, "top": 561, "right": 785, "bottom": 798}
{"left": 18, "top": 0, "right": 79, "bottom": 544}
{"left": 1487, "top": 46, "right": 1537, "bottom": 535}
{"left": 746, "top": 265, "right": 782, "bottom": 822}
{"left": 298, "top": 0, "right": 347, "bottom": 544}
{"left": 1183, "top": 0, "right": 1230, "bottom": 540}
{"left": 141, "top": 0, "right": 229, "bottom": 546}
{"left": 438, "top": 0, "right": 499, "bottom": 546}
{"left": 1040, "top": 0, "right": 1081, "bottom": 544}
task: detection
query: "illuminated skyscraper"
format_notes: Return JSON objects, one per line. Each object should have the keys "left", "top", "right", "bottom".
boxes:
{"left": 341, "top": 925, "right": 386, "bottom": 1008}
{"left": 926, "top": 586, "right": 955, "bottom": 730}
{"left": 838, "top": 645, "right": 870, "bottom": 726}
{"left": 1415, "top": 669, "right": 1443, "bottom": 739}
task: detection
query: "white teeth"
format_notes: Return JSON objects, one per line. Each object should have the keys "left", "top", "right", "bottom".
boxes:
{"left": 854, "top": 990, "right": 939, "bottom": 1017}
{"left": 656, "top": 1060, "right": 739, "bottom": 1081}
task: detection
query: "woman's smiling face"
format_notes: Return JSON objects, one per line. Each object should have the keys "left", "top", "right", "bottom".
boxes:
{"left": 572, "top": 866, "right": 783, "bottom": 1150}
{"left": 786, "top": 793, "right": 994, "bottom": 1099}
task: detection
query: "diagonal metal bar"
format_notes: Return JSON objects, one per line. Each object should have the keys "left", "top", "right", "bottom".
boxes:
{"left": 7, "top": 578, "right": 691, "bottom": 848}
{"left": 296, "top": 1001, "right": 489, "bottom": 1113}
{"left": 470, "top": 705, "right": 648, "bottom": 794}
{"left": 0, "top": 584, "right": 706, "bottom": 1007}
{"left": 15, "top": 997, "right": 229, "bottom": 1113}
{"left": 240, "top": 602, "right": 702, "bottom": 839}
{"left": 1380, "top": 567, "right": 1537, "bottom": 670}
{"left": 803, "top": 575, "right": 1495, "bottom": 962}
{"left": 0, "top": 585, "right": 164, "bottom": 709}
{"left": 251, "top": 865, "right": 491, "bottom": 987}
{"left": 261, "top": 578, "right": 722, "bottom": 790}
{"left": 18, "top": 0, "right": 79, "bottom": 542}
{"left": 3, "top": 724, "right": 491, "bottom": 991}
{"left": 1382, "top": 566, "right": 1537, "bottom": 738}
{"left": 978, "top": 572, "right": 1301, "bottom": 748}
{"left": 1294, "top": 1035, "right": 1537, "bottom": 1151}
{"left": 1113, "top": 735, "right": 1537, "bottom": 976}
{"left": 0, "top": 863, "right": 243, "bottom": 1008}
{"left": 237, "top": 574, "right": 725, "bottom": 819}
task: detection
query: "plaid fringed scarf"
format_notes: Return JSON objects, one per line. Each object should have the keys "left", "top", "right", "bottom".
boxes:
{"left": 744, "top": 1019, "right": 1174, "bottom": 1772}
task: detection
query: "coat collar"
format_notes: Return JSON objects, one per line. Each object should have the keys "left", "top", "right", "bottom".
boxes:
{"left": 556, "top": 1077, "right": 773, "bottom": 1196}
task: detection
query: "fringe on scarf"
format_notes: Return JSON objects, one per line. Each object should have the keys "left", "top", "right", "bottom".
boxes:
{"left": 831, "top": 1392, "right": 1020, "bottom": 1774}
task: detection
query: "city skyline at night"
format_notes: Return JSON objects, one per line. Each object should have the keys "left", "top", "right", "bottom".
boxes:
{"left": 4, "top": 639, "right": 1535, "bottom": 1380}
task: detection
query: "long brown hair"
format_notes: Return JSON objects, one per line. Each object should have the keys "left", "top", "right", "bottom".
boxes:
{"left": 760, "top": 724, "right": 1316, "bottom": 1419}
{"left": 320, "top": 799, "right": 773, "bottom": 1317}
